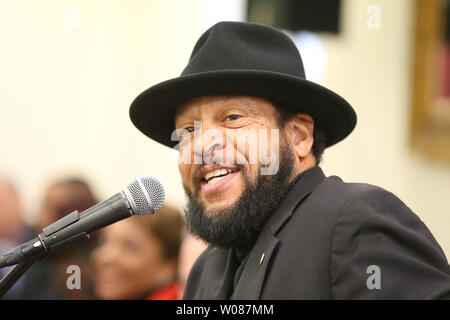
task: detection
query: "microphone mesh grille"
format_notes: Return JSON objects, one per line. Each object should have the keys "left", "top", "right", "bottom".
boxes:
{"left": 125, "top": 176, "right": 165, "bottom": 215}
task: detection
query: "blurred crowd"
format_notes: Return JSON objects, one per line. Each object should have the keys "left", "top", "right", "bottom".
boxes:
{"left": 0, "top": 173, "right": 207, "bottom": 300}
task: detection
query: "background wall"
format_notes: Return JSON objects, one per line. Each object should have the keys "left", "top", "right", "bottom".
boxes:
{"left": 0, "top": 0, "right": 449, "bottom": 256}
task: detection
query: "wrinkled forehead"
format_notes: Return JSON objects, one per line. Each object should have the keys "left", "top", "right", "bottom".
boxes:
{"left": 175, "top": 96, "right": 228, "bottom": 118}
{"left": 175, "top": 95, "right": 278, "bottom": 122}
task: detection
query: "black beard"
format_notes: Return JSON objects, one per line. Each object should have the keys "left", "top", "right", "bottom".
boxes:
{"left": 183, "top": 142, "right": 296, "bottom": 251}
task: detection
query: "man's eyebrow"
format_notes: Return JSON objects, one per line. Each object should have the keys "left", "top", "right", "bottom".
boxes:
{"left": 174, "top": 108, "right": 196, "bottom": 129}
{"left": 222, "top": 100, "right": 264, "bottom": 117}
{"left": 175, "top": 105, "right": 198, "bottom": 125}
{"left": 175, "top": 106, "right": 189, "bottom": 118}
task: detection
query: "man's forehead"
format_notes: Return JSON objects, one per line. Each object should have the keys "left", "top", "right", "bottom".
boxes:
{"left": 175, "top": 95, "right": 275, "bottom": 119}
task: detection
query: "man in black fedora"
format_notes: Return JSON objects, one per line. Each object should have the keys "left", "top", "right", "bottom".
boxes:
{"left": 130, "top": 21, "right": 450, "bottom": 299}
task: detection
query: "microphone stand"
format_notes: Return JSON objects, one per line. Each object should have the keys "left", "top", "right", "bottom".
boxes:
{"left": 0, "top": 252, "right": 48, "bottom": 298}
{"left": 0, "top": 210, "right": 91, "bottom": 298}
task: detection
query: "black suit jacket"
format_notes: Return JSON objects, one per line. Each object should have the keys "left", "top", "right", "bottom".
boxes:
{"left": 183, "top": 166, "right": 450, "bottom": 299}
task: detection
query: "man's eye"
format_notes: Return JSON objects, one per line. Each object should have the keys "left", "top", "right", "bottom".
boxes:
{"left": 225, "top": 114, "right": 241, "bottom": 121}
{"left": 183, "top": 127, "right": 195, "bottom": 133}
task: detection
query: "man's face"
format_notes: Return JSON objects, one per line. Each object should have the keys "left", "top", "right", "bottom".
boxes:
{"left": 175, "top": 95, "right": 283, "bottom": 215}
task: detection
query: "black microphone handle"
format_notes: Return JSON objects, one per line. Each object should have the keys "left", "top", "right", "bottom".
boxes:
{"left": 41, "top": 192, "right": 132, "bottom": 248}
{"left": 0, "top": 192, "right": 133, "bottom": 268}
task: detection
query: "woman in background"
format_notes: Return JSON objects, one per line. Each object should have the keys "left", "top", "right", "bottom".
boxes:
{"left": 24, "top": 178, "right": 98, "bottom": 299}
{"left": 92, "top": 205, "right": 184, "bottom": 300}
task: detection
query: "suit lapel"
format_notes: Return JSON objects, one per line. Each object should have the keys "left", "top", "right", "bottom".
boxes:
{"left": 214, "top": 249, "right": 239, "bottom": 299}
{"left": 232, "top": 227, "right": 279, "bottom": 299}
{"left": 266, "top": 166, "right": 326, "bottom": 235}
{"left": 232, "top": 166, "right": 326, "bottom": 299}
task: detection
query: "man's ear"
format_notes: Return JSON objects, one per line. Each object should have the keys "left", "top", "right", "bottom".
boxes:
{"left": 286, "top": 113, "right": 314, "bottom": 159}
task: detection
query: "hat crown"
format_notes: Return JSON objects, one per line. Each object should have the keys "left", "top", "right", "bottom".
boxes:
{"left": 181, "top": 21, "right": 306, "bottom": 78}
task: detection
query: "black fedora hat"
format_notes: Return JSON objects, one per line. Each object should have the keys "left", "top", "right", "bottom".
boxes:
{"left": 130, "top": 21, "right": 356, "bottom": 148}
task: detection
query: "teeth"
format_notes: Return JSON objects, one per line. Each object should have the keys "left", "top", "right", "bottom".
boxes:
{"left": 207, "top": 176, "right": 225, "bottom": 184}
{"left": 203, "top": 168, "right": 238, "bottom": 182}
{"left": 204, "top": 168, "right": 227, "bottom": 181}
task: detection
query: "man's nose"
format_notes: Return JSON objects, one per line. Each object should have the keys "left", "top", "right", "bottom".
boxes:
{"left": 193, "top": 122, "right": 226, "bottom": 163}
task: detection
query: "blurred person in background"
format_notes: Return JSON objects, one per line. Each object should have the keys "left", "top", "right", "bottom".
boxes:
{"left": 0, "top": 174, "right": 34, "bottom": 299}
{"left": 91, "top": 205, "right": 184, "bottom": 300}
{"left": 176, "top": 233, "right": 208, "bottom": 299}
{"left": 23, "top": 178, "right": 98, "bottom": 299}
{"left": 0, "top": 175, "right": 25, "bottom": 249}
{"left": 36, "top": 178, "right": 98, "bottom": 232}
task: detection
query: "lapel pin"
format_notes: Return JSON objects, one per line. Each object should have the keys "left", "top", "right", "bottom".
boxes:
{"left": 259, "top": 253, "right": 265, "bottom": 265}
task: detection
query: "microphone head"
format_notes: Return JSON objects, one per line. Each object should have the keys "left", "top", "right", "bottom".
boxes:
{"left": 124, "top": 176, "right": 165, "bottom": 215}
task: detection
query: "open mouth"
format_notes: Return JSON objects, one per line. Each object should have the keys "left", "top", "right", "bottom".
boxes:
{"left": 197, "top": 165, "right": 242, "bottom": 195}
{"left": 201, "top": 168, "right": 239, "bottom": 185}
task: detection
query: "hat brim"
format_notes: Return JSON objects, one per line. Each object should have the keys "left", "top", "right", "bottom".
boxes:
{"left": 130, "top": 70, "right": 356, "bottom": 149}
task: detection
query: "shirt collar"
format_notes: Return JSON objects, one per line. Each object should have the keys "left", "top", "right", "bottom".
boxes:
{"left": 265, "top": 165, "right": 326, "bottom": 235}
